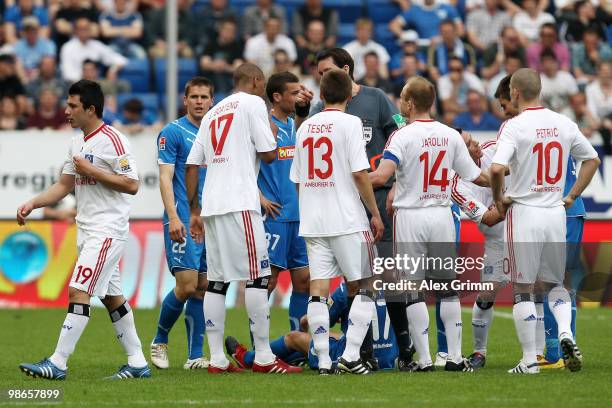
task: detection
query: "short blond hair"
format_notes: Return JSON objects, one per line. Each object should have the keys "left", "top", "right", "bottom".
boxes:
{"left": 510, "top": 68, "right": 541, "bottom": 101}
{"left": 402, "top": 76, "right": 435, "bottom": 113}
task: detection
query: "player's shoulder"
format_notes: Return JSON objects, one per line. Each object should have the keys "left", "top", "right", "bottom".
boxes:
{"left": 99, "top": 124, "right": 130, "bottom": 155}
{"left": 480, "top": 139, "right": 497, "bottom": 152}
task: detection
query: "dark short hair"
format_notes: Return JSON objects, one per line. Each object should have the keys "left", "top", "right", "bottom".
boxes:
{"left": 583, "top": 26, "right": 601, "bottom": 38}
{"left": 184, "top": 76, "right": 214, "bottom": 97}
{"left": 540, "top": 22, "right": 558, "bottom": 35}
{"left": 505, "top": 51, "right": 522, "bottom": 62}
{"left": 68, "top": 79, "right": 104, "bottom": 118}
{"left": 494, "top": 75, "right": 512, "bottom": 100}
{"left": 320, "top": 69, "right": 352, "bottom": 104}
{"left": 266, "top": 71, "right": 299, "bottom": 103}
{"left": 439, "top": 19, "right": 455, "bottom": 28}
{"left": 364, "top": 51, "right": 379, "bottom": 61}
{"left": 539, "top": 48, "right": 557, "bottom": 62}
{"left": 449, "top": 56, "right": 464, "bottom": 67}
{"left": 123, "top": 98, "right": 143, "bottom": 114}
{"left": 316, "top": 48, "right": 355, "bottom": 79}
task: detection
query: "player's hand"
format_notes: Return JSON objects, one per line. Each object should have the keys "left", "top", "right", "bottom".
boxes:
{"left": 190, "top": 214, "right": 204, "bottom": 244}
{"left": 73, "top": 155, "right": 97, "bottom": 178}
{"left": 16, "top": 201, "right": 35, "bottom": 226}
{"left": 261, "top": 196, "right": 282, "bottom": 220}
{"left": 495, "top": 196, "right": 513, "bottom": 219}
{"left": 299, "top": 315, "right": 309, "bottom": 332}
{"left": 370, "top": 214, "right": 384, "bottom": 242}
{"left": 563, "top": 195, "right": 575, "bottom": 209}
{"left": 296, "top": 85, "right": 314, "bottom": 107}
{"left": 169, "top": 217, "right": 187, "bottom": 243}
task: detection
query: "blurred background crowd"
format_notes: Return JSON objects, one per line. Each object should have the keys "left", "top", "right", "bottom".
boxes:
{"left": 0, "top": 0, "right": 610, "bottom": 152}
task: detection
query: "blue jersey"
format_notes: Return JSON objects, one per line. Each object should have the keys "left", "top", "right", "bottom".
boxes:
{"left": 258, "top": 116, "right": 299, "bottom": 222}
{"left": 157, "top": 116, "right": 206, "bottom": 223}
{"left": 564, "top": 156, "right": 586, "bottom": 218}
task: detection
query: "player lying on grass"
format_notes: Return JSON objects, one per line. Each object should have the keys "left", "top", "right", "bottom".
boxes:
{"left": 225, "top": 283, "right": 401, "bottom": 372}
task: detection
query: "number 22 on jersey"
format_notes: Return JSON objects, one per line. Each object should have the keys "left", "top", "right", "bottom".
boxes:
{"left": 210, "top": 113, "right": 234, "bottom": 155}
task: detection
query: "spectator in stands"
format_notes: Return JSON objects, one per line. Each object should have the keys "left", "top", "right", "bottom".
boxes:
{"left": 389, "top": 30, "right": 426, "bottom": 82}
{"left": 427, "top": 20, "right": 477, "bottom": 81}
{"left": 272, "top": 49, "right": 300, "bottom": 76}
{"left": 26, "top": 86, "right": 69, "bottom": 130}
{"left": 564, "top": 0, "right": 608, "bottom": 44}
{"left": 488, "top": 52, "right": 523, "bottom": 116}
{"left": 113, "top": 97, "right": 161, "bottom": 135}
{"left": 26, "top": 56, "right": 69, "bottom": 103}
{"left": 200, "top": 18, "right": 244, "bottom": 94}
{"left": 0, "top": 96, "right": 26, "bottom": 130}
{"left": 0, "top": 53, "right": 27, "bottom": 114}
{"left": 466, "top": 0, "right": 511, "bottom": 52}
{"left": 540, "top": 48, "right": 579, "bottom": 112}
{"left": 197, "top": 0, "right": 239, "bottom": 49}
{"left": 82, "top": 59, "right": 129, "bottom": 97}
{"left": 512, "top": 0, "right": 555, "bottom": 45}
{"left": 562, "top": 92, "right": 600, "bottom": 140}
{"left": 13, "top": 16, "right": 56, "bottom": 82}
{"left": 390, "top": 0, "right": 464, "bottom": 47}
{"left": 99, "top": 0, "right": 146, "bottom": 59}
{"left": 3, "top": 0, "right": 50, "bottom": 44}
{"left": 292, "top": 0, "right": 338, "bottom": 49}
{"left": 244, "top": 15, "right": 296, "bottom": 77}
{"left": 242, "top": 0, "right": 287, "bottom": 39}
{"left": 53, "top": 0, "right": 100, "bottom": 49}
{"left": 60, "top": 17, "right": 127, "bottom": 82}
{"left": 437, "top": 56, "right": 485, "bottom": 124}
{"left": 482, "top": 26, "right": 526, "bottom": 80}
{"left": 586, "top": 61, "right": 612, "bottom": 154}
{"left": 527, "top": 23, "right": 570, "bottom": 72}
{"left": 572, "top": 27, "right": 612, "bottom": 85}
{"left": 453, "top": 89, "right": 502, "bottom": 131}
{"left": 356, "top": 52, "right": 394, "bottom": 97}
{"left": 147, "top": 0, "right": 197, "bottom": 58}
{"left": 343, "top": 18, "right": 390, "bottom": 81}
{"left": 393, "top": 53, "right": 424, "bottom": 98}
{"left": 296, "top": 19, "right": 326, "bottom": 76}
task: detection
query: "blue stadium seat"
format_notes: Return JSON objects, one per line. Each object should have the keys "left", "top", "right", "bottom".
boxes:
{"left": 367, "top": 0, "right": 401, "bottom": 24}
{"left": 338, "top": 23, "right": 356, "bottom": 45}
{"left": 324, "top": 0, "right": 364, "bottom": 24}
{"left": 154, "top": 58, "right": 198, "bottom": 97}
{"left": 118, "top": 59, "right": 150, "bottom": 93}
{"left": 277, "top": 0, "right": 303, "bottom": 22}
{"left": 375, "top": 25, "right": 399, "bottom": 55}
{"left": 116, "top": 92, "right": 160, "bottom": 121}
{"left": 232, "top": 0, "right": 256, "bottom": 15}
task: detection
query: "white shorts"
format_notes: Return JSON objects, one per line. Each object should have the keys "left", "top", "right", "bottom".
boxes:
{"left": 481, "top": 238, "right": 509, "bottom": 284}
{"left": 204, "top": 210, "right": 271, "bottom": 283}
{"left": 393, "top": 207, "right": 456, "bottom": 281}
{"left": 504, "top": 204, "right": 566, "bottom": 284}
{"left": 306, "top": 231, "right": 377, "bottom": 282}
{"left": 69, "top": 231, "right": 125, "bottom": 298}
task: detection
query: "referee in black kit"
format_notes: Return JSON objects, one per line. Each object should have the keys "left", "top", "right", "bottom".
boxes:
{"left": 306, "top": 48, "right": 414, "bottom": 370}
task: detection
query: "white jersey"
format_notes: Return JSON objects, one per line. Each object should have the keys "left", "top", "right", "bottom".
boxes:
{"left": 492, "top": 107, "right": 598, "bottom": 207}
{"left": 384, "top": 120, "right": 481, "bottom": 209}
{"left": 289, "top": 109, "right": 370, "bottom": 237}
{"left": 186, "top": 92, "right": 277, "bottom": 217}
{"left": 62, "top": 123, "right": 138, "bottom": 239}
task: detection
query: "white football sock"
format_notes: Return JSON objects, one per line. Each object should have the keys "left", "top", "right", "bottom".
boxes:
{"left": 245, "top": 287, "right": 275, "bottom": 365}
{"left": 204, "top": 291, "right": 229, "bottom": 368}
{"left": 50, "top": 308, "right": 89, "bottom": 370}
{"left": 535, "top": 302, "right": 545, "bottom": 356}
{"left": 513, "top": 301, "right": 537, "bottom": 366}
{"left": 548, "top": 286, "right": 573, "bottom": 341}
{"left": 110, "top": 302, "right": 147, "bottom": 368}
{"left": 308, "top": 300, "right": 331, "bottom": 370}
{"left": 472, "top": 301, "right": 493, "bottom": 355}
{"left": 440, "top": 297, "right": 463, "bottom": 364}
{"left": 406, "top": 302, "right": 432, "bottom": 366}
{"left": 341, "top": 294, "right": 375, "bottom": 362}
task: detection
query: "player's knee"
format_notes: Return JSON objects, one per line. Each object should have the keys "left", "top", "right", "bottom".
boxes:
{"left": 267, "top": 274, "right": 278, "bottom": 292}
{"left": 346, "top": 280, "right": 360, "bottom": 297}
{"left": 68, "top": 287, "right": 91, "bottom": 304}
{"left": 207, "top": 280, "right": 230, "bottom": 295}
{"left": 476, "top": 293, "right": 495, "bottom": 309}
{"left": 513, "top": 292, "right": 535, "bottom": 304}
{"left": 436, "top": 288, "right": 459, "bottom": 301}
{"left": 291, "top": 268, "right": 310, "bottom": 292}
{"left": 406, "top": 291, "right": 425, "bottom": 306}
{"left": 246, "top": 276, "right": 270, "bottom": 290}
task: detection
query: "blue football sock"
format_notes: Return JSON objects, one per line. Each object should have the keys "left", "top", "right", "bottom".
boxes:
{"left": 154, "top": 289, "right": 185, "bottom": 344}
{"left": 570, "top": 291, "right": 577, "bottom": 340}
{"left": 436, "top": 300, "right": 448, "bottom": 354}
{"left": 185, "top": 297, "right": 204, "bottom": 360}
{"left": 270, "top": 335, "right": 291, "bottom": 359}
{"left": 289, "top": 291, "right": 309, "bottom": 331}
{"left": 244, "top": 350, "right": 256, "bottom": 367}
{"left": 544, "top": 295, "right": 560, "bottom": 362}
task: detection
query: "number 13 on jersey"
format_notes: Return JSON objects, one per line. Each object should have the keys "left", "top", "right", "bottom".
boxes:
{"left": 303, "top": 136, "right": 333, "bottom": 179}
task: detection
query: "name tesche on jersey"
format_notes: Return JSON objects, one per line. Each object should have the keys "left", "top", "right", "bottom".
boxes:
{"left": 62, "top": 123, "right": 138, "bottom": 239}
{"left": 258, "top": 115, "right": 299, "bottom": 222}
{"left": 492, "top": 107, "right": 598, "bottom": 207}
{"left": 383, "top": 120, "right": 481, "bottom": 209}
{"left": 186, "top": 92, "right": 277, "bottom": 217}
{"left": 157, "top": 116, "right": 206, "bottom": 223}
{"left": 289, "top": 109, "right": 370, "bottom": 237}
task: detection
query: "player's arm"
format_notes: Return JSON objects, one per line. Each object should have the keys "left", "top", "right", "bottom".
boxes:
{"left": 259, "top": 189, "right": 281, "bottom": 220}
{"left": 17, "top": 173, "right": 75, "bottom": 226}
{"left": 369, "top": 158, "right": 397, "bottom": 188}
{"left": 294, "top": 84, "right": 313, "bottom": 130}
{"left": 73, "top": 156, "right": 139, "bottom": 195}
{"left": 353, "top": 170, "right": 384, "bottom": 242}
{"left": 159, "top": 164, "right": 187, "bottom": 243}
{"left": 564, "top": 157, "right": 601, "bottom": 209}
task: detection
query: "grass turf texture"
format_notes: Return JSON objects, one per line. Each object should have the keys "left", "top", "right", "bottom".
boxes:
{"left": 1, "top": 306, "right": 611, "bottom": 407}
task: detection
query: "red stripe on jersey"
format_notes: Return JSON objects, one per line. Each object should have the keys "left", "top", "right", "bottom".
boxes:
{"left": 101, "top": 127, "right": 122, "bottom": 156}
{"left": 524, "top": 106, "right": 545, "bottom": 111}
{"left": 246, "top": 212, "right": 258, "bottom": 280}
{"left": 84, "top": 123, "right": 105, "bottom": 142}
{"left": 242, "top": 211, "right": 256, "bottom": 280}
{"left": 384, "top": 129, "right": 400, "bottom": 150}
{"left": 104, "top": 126, "right": 126, "bottom": 155}
{"left": 413, "top": 119, "right": 434, "bottom": 122}
{"left": 363, "top": 231, "right": 374, "bottom": 274}
{"left": 88, "top": 238, "right": 112, "bottom": 295}
{"left": 507, "top": 208, "right": 516, "bottom": 281}
{"left": 392, "top": 211, "right": 397, "bottom": 259}
{"left": 322, "top": 108, "right": 341, "bottom": 112}
{"left": 451, "top": 174, "right": 466, "bottom": 205}
{"left": 480, "top": 140, "right": 496, "bottom": 150}
{"left": 101, "top": 127, "right": 125, "bottom": 155}
{"left": 496, "top": 120, "right": 509, "bottom": 141}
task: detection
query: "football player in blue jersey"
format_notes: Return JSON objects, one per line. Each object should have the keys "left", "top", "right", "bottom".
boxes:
{"left": 150, "top": 77, "right": 213, "bottom": 370}
{"left": 225, "top": 283, "right": 399, "bottom": 373}
{"left": 258, "top": 72, "right": 313, "bottom": 331}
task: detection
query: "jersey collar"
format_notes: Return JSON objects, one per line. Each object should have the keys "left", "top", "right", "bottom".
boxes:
{"left": 413, "top": 119, "right": 434, "bottom": 122}
{"left": 84, "top": 122, "right": 105, "bottom": 142}
{"left": 322, "top": 108, "right": 342, "bottom": 112}
{"left": 524, "top": 106, "right": 545, "bottom": 111}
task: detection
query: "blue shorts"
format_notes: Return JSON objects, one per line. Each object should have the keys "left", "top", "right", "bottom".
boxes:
{"left": 566, "top": 216, "right": 584, "bottom": 272}
{"left": 163, "top": 221, "right": 207, "bottom": 274}
{"left": 264, "top": 219, "right": 308, "bottom": 270}
{"left": 308, "top": 336, "right": 346, "bottom": 369}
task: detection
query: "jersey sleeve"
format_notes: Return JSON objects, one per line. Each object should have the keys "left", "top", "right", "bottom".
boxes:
{"left": 157, "top": 126, "right": 179, "bottom": 165}
{"left": 451, "top": 174, "right": 487, "bottom": 223}
{"left": 492, "top": 121, "right": 517, "bottom": 166}
{"left": 289, "top": 128, "right": 303, "bottom": 183}
{"left": 250, "top": 98, "right": 277, "bottom": 153}
{"left": 348, "top": 117, "right": 371, "bottom": 172}
{"left": 383, "top": 130, "right": 402, "bottom": 165}
{"left": 106, "top": 136, "right": 139, "bottom": 180}
{"left": 186, "top": 128, "right": 206, "bottom": 166}
{"left": 62, "top": 138, "right": 76, "bottom": 175}
{"left": 568, "top": 121, "right": 599, "bottom": 162}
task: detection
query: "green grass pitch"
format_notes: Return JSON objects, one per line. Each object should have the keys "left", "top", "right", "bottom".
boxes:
{"left": 1, "top": 306, "right": 611, "bottom": 407}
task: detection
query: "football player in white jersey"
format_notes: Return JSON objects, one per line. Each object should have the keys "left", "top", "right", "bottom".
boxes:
{"left": 370, "top": 76, "right": 489, "bottom": 372}
{"left": 290, "top": 69, "right": 384, "bottom": 375}
{"left": 185, "top": 63, "right": 301, "bottom": 374}
{"left": 490, "top": 68, "right": 601, "bottom": 374}
{"left": 17, "top": 80, "right": 150, "bottom": 380}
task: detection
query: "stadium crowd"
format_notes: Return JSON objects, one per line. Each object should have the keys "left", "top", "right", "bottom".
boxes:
{"left": 0, "top": 0, "right": 610, "bottom": 151}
